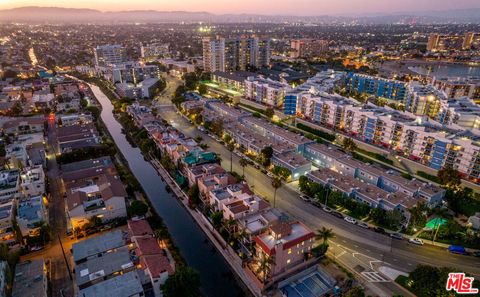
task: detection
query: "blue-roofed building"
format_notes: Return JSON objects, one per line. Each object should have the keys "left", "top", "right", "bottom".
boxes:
{"left": 346, "top": 73, "right": 407, "bottom": 101}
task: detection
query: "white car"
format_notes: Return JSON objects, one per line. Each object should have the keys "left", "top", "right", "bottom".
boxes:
{"left": 357, "top": 222, "right": 369, "bottom": 229}
{"left": 408, "top": 238, "right": 424, "bottom": 245}
{"left": 266, "top": 172, "right": 274, "bottom": 178}
{"left": 322, "top": 206, "right": 332, "bottom": 213}
{"left": 344, "top": 216, "right": 357, "bottom": 224}
{"left": 300, "top": 195, "right": 310, "bottom": 202}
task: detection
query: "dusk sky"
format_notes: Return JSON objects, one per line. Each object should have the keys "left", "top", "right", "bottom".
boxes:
{"left": 0, "top": 0, "right": 479, "bottom": 15}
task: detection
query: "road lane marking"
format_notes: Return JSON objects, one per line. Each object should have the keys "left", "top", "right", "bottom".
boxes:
{"left": 361, "top": 271, "right": 390, "bottom": 282}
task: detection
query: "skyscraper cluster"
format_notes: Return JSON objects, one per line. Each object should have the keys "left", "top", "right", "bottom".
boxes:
{"left": 202, "top": 36, "right": 271, "bottom": 73}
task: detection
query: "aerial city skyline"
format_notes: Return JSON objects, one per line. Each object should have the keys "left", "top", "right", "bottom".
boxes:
{"left": 0, "top": 1, "right": 479, "bottom": 297}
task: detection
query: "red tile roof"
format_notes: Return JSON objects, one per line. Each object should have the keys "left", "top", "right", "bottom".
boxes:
{"left": 135, "top": 237, "right": 162, "bottom": 256}
{"left": 141, "top": 254, "right": 173, "bottom": 278}
{"left": 128, "top": 219, "right": 153, "bottom": 238}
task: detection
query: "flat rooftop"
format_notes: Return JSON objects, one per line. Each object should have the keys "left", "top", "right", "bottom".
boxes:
{"left": 12, "top": 259, "right": 46, "bottom": 297}
{"left": 78, "top": 271, "right": 144, "bottom": 297}
{"left": 72, "top": 230, "right": 126, "bottom": 262}
{"left": 75, "top": 246, "right": 133, "bottom": 287}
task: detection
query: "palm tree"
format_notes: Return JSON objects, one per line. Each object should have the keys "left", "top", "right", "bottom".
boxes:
{"left": 256, "top": 252, "right": 274, "bottom": 283}
{"left": 239, "top": 158, "right": 248, "bottom": 177}
{"left": 431, "top": 207, "right": 448, "bottom": 244}
{"left": 316, "top": 227, "right": 334, "bottom": 245}
{"left": 271, "top": 177, "right": 282, "bottom": 208}
{"left": 227, "top": 143, "right": 235, "bottom": 172}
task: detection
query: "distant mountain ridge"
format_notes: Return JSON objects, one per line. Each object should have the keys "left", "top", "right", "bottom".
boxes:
{"left": 0, "top": 6, "right": 479, "bottom": 24}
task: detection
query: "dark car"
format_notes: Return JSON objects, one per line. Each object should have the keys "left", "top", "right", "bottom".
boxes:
{"left": 311, "top": 201, "right": 322, "bottom": 208}
{"left": 472, "top": 251, "right": 480, "bottom": 257}
{"left": 374, "top": 227, "right": 387, "bottom": 234}
{"left": 332, "top": 211, "right": 344, "bottom": 219}
{"left": 390, "top": 233, "right": 403, "bottom": 240}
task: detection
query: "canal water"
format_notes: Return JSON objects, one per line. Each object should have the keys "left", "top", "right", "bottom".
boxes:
{"left": 90, "top": 84, "right": 244, "bottom": 297}
{"left": 409, "top": 64, "right": 480, "bottom": 78}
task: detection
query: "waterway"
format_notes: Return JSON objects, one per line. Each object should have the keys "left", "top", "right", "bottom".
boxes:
{"left": 90, "top": 84, "right": 245, "bottom": 297}
{"left": 408, "top": 64, "right": 480, "bottom": 78}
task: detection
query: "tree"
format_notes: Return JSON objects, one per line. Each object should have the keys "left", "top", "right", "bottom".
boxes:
{"left": 187, "top": 185, "right": 200, "bottom": 207}
{"left": 9, "top": 102, "right": 23, "bottom": 116}
{"left": 316, "top": 227, "right": 334, "bottom": 245}
{"left": 345, "top": 286, "right": 365, "bottom": 297}
{"left": 210, "top": 119, "right": 223, "bottom": 137}
{"left": 265, "top": 107, "right": 274, "bottom": 118}
{"left": 272, "top": 166, "right": 291, "bottom": 181}
{"left": 128, "top": 200, "right": 149, "bottom": 217}
{"left": 210, "top": 211, "right": 223, "bottom": 229}
{"left": 260, "top": 146, "right": 273, "bottom": 167}
{"left": 271, "top": 178, "right": 282, "bottom": 208}
{"left": 408, "top": 265, "right": 461, "bottom": 297}
{"left": 227, "top": 143, "right": 235, "bottom": 173}
{"left": 255, "top": 252, "right": 274, "bottom": 283}
{"left": 342, "top": 137, "right": 357, "bottom": 153}
{"left": 437, "top": 167, "right": 461, "bottom": 190}
{"left": 161, "top": 266, "right": 201, "bottom": 297}
{"left": 239, "top": 158, "right": 249, "bottom": 177}
{"left": 198, "top": 84, "right": 208, "bottom": 95}
{"left": 184, "top": 73, "right": 199, "bottom": 91}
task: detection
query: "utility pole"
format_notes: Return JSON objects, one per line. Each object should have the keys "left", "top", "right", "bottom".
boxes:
{"left": 58, "top": 234, "right": 73, "bottom": 281}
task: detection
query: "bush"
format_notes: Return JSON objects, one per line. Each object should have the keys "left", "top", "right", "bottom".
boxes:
{"left": 417, "top": 171, "right": 440, "bottom": 184}
{"left": 296, "top": 123, "right": 335, "bottom": 142}
{"left": 128, "top": 200, "right": 149, "bottom": 217}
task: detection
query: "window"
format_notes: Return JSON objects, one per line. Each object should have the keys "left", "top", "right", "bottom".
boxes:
{"left": 286, "top": 259, "right": 291, "bottom": 264}
{"left": 288, "top": 249, "right": 292, "bottom": 254}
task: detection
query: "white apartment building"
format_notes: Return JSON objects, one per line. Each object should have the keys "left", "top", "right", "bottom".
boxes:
{"left": 203, "top": 37, "right": 225, "bottom": 73}
{"left": 295, "top": 91, "right": 480, "bottom": 179}
{"left": 20, "top": 166, "right": 45, "bottom": 198}
{"left": 244, "top": 76, "right": 291, "bottom": 108}
{"left": 405, "top": 83, "right": 446, "bottom": 119}
{"left": 94, "top": 44, "right": 127, "bottom": 67}
{"left": 140, "top": 43, "right": 169, "bottom": 60}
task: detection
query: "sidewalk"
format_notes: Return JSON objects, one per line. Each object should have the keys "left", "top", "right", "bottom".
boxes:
{"left": 150, "top": 157, "right": 263, "bottom": 297}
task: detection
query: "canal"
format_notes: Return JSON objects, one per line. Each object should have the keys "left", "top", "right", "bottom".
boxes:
{"left": 90, "top": 84, "right": 245, "bottom": 297}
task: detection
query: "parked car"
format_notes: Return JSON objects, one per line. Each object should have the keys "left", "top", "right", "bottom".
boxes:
{"left": 390, "top": 233, "right": 403, "bottom": 240}
{"left": 374, "top": 227, "right": 387, "bottom": 234}
{"left": 300, "top": 195, "right": 311, "bottom": 202}
{"left": 448, "top": 245, "right": 468, "bottom": 255}
{"left": 267, "top": 172, "right": 274, "bottom": 178}
{"left": 322, "top": 206, "right": 332, "bottom": 213}
{"left": 311, "top": 201, "right": 322, "bottom": 208}
{"left": 408, "top": 238, "right": 424, "bottom": 245}
{"left": 332, "top": 211, "right": 344, "bottom": 219}
{"left": 261, "top": 169, "right": 267, "bottom": 174}
{"left": 344, "top": 216, "right": 357, "bottom": 224}
{"left": 472, "top": 251, "right": 480, "bottom": 257}
{"left": 357, "top": 222, "right": 369, "bottom": 229}
{"left": 30, "top": 246, "right": 44, "bottom": 252}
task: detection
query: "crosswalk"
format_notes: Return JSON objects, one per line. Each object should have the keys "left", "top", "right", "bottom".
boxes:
{"left": 361, "top": 271, "right": 390, "bottom": 282}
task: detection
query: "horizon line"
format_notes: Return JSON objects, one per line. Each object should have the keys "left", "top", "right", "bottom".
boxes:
{"left": 2, "top": 5, "right": 480, "bottom": 18}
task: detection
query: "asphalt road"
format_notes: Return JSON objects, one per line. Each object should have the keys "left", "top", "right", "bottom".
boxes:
{"left": 20, "top": 119, "right": 74, "bottom": 297}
